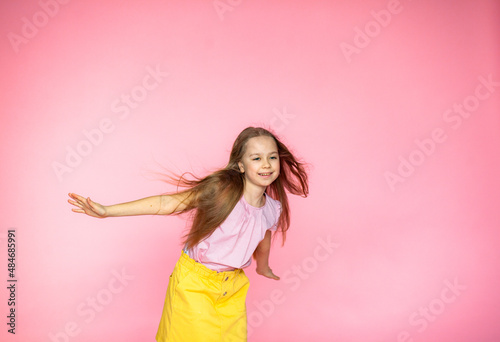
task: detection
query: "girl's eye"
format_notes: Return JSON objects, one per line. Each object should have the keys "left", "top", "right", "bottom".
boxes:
{"left": 252, "top": 156, "right": 277, "bottom": 161}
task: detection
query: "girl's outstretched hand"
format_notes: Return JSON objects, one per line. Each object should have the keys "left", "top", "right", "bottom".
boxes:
{"left": 256, "top": 266, "right": 280, "bottom": 280}
{"left": 68, "top": 193, "right": 107, "bottom": 218}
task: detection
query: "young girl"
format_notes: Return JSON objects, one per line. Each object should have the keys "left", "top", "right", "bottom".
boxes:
{"left": 68, "top": 126, "right": 309, "bottom": 341}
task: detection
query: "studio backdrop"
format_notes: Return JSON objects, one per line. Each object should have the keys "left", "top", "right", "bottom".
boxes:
{"left": 1, "top": 0, "right": 499, "bottom": 341}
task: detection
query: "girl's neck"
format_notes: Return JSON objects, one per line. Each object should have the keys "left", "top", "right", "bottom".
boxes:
{"left": 243, "top": 184, "right": 267, "bottom": 208}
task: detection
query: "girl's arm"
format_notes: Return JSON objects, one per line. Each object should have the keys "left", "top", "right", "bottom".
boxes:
{"left": 68, "top": 192, "right": 192, "bottom": 218}
{"left": 254, "top": 230, "right": 280, "bottom": 280}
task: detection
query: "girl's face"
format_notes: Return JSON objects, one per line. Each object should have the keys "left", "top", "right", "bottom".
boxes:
{"left": 238, "top": 136, "right": 280, "bottom": 190}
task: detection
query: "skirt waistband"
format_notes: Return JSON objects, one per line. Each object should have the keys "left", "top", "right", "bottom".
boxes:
{"left": 179, "top": 251, "right": 243, "bottom": 281}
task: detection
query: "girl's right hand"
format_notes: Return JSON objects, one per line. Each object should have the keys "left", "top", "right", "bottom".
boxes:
{"left": 68, "top": 193, "right": 107, "bottom": 218}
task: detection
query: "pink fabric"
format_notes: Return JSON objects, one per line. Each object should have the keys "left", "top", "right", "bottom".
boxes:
{"left": 185, "top": 193, "right": 281, "bottom": 271}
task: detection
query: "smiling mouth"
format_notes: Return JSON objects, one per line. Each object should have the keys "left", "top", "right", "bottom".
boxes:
{"left": 259, "top": 172, "right": 273, "bottom": 176}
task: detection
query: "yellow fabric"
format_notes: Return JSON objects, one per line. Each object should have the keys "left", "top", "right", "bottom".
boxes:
{"left": 156, "top": 251, "right": 250, "bottom": 342}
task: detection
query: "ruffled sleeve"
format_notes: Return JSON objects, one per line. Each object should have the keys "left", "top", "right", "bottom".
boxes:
{"left": 266, "top": 196, "right": 281, "bottom": 232}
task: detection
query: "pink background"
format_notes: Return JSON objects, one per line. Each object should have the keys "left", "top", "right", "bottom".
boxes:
{"left": 1, "top": 0, "right": 499, "bottom": 341}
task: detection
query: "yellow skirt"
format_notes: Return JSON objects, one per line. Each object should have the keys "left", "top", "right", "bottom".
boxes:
{"left": 156, "top": 251, "right": 250, "bottom": 342}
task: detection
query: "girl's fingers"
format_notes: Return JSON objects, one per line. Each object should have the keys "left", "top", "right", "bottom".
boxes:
{"left": 257, "top": 267, "right": 280, "bottom": 280}
{"left": 69, "top": 193, "right": 102, "bottom": 217}
{"left": 69, "top": 195, "right": 92, "bottom": 212}
{"left": 87, "top": 198, "right": 97, "bottom": 211}
{"left": 69, "top": 194, "right": 82, "bottom": 206}
{"left": 69, "top": 193, "right": 80, "bottom": 200}
{"left": 70, "top": 199, "right": 86, "bottom": 209}
{"left": 68, "top": 199, "right": 81, "bottom": 208}
{"left": 70, "top": 193, "right": 86, "bottom": 204}
{"left": 268, "top": 269, "right": 280, "bottom": 280}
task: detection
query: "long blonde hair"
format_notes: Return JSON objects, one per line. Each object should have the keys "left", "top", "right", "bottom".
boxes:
{"left": 164, "top": 127, "right": 309, "bottom": 249}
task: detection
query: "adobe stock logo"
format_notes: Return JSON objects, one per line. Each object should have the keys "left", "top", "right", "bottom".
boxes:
{"left": 269, "top": 107, "right": 295, "bottom": 133}
{"left": 51, "top": 63, "right": 169, "bottom": 182}
{"left": 384, "top": 74, "right": 500, "bottom": 192}
{"left": 48, "top": 267, "right": 134, "bottom": 342}
{"left": 230, "top": 235, "right": 340, "bottom": 340}
{"left": 340, "top": 0, "right": 410, "bottom": 63}
{"left": 7, "top": 0, "right": 71, "bottom": 54}
{"left": 213, "top": 0, "right": 243, "bottom": 21}
{"left": 397, "top": 277, "right": 467, "bottom": 342}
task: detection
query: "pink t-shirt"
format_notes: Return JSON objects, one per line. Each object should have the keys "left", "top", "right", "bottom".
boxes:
{"left": 185, "top": 193, "right": 281, "bottom": 271}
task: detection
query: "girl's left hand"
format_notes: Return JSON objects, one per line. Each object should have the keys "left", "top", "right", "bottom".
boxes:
{"left": 68, "top": 193, "right": 107, "bottom": 218}
{"left": 256, "top": 266, "right": 280, "bottom": 280}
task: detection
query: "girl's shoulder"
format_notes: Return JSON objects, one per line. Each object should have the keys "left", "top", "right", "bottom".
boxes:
{"left": 263, "top": 193, "right": 282, "bottom": 221}
{"left": 264, "top": 193, "right": 281, "bottom": 209}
